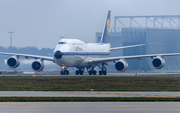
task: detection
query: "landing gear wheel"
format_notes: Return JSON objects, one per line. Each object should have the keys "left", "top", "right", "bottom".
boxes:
{"left": 89, "top": 71, "right": 92, "bottom": 75}
{"left": 80, "top": 71, "right": 83, "bottom": 75}
{"left": 61, "top": 71, "right": 64, "bottom": 75}
{"left": 93, "top": 71, "right": 96, "bottom": 75}
{"left": 64, "top": 70, "right": 69, "bottom": 75}
{"left": 76, "top": 70, "right": 79, "bottom": 75}
{"left": 99, "top": 71, "right": 102, "bottom": 75}
{"left": 103, "top": 71, "right": 107, "bottom": 75}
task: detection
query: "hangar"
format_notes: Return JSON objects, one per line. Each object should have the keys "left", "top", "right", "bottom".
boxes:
{"left": 96, "top": 15, "right": 180, "bottom": 72}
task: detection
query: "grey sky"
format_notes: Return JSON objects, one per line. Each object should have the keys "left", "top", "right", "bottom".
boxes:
{"left": 0, "top": 0, "right": 180, "bottom": 49}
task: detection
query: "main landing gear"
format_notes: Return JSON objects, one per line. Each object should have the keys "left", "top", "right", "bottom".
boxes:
{"left": 75, "top": 68, "right": 84, "bottom": 75}
{"left": 88, "top": 67, "right": 96, "bottom": 75}
{"left": 87, "top": 63, "right": 107, "bottom": 75}
{"left": 98, "top": 63, "right": 107, "bottom": 75}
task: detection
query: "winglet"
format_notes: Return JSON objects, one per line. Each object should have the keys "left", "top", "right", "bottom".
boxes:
{"left": 100, "top": 10, "right": 111, "bottom": 43}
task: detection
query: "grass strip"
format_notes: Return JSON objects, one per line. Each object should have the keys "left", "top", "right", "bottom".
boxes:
{"left": 0, "top": 97, "right": 180, "bottom": 102}
{"left": 0, "top": 76, "right": 180, "bottom": 91}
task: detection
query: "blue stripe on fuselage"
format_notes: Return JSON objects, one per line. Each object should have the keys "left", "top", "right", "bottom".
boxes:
{"left": 61, "top": 52, "right": 110, "bottom": 55}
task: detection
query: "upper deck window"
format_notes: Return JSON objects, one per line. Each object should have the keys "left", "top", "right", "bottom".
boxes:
{"left": 58, "top": 42, "right": 67, "bottom": 44}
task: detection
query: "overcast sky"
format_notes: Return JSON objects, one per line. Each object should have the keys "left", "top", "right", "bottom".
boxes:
{"left": 0, "top": 0, "right": 180, "bottom": 49}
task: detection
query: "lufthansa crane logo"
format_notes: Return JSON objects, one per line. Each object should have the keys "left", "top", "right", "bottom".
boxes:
{"left": 107, "top": 19, "right": 110, "bottom": 35}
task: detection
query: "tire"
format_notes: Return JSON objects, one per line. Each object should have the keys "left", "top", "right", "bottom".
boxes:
{"left": 64, "top": 70, "right": 67, "bottom": 75}
{"left": 61, "top": 71, "right": 64, "bottom": 75}
{"left": 80, "top": 71, "right": 83, "bottom": 75}
{"left": 89, "top": 71, "right": 92, "bottom": 75}
{"left": 76, "top": 70, "right": 79, "bottom": 75}
{"left": 93, "top": 71, "right": 96, "bottom": 75}
{"left": 99, "top": 71, "right": 102, "bottom": 75}
{"left": 64, "top": 70, "right": 69, "bottom": 75}
{"left": 103, "top": 71, "right": 107, "bottom": 75}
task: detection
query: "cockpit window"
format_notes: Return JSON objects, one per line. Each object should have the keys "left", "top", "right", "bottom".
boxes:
{"left": 58, "top": 42, "right": 67, "bottom": 44}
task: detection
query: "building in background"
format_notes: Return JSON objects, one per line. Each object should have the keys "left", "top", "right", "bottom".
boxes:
{"left": 96, "top": 15, "right": 180, "bottom": 72}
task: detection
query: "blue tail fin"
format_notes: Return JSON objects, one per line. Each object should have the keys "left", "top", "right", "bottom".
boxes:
{"left": 100, "top": 10, "right": 111, "bottom": 43}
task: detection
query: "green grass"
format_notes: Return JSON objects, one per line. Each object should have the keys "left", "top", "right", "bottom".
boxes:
{"left": 0, "top": 76, "right": 180, "bottom": 91}
{"left": 0, "top": 97, "right": 180, "bottom": 102}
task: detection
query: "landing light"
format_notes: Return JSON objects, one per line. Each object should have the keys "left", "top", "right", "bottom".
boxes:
{"left": 61, "top": 65, "right": 65, "bottom": 70}
{"left": 89, "top": 60, "right": 93, "bottom": 62}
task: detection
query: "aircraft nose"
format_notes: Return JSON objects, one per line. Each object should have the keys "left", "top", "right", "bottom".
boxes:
{"left": 54, "top": 51, "right": 62, "bottom": 59}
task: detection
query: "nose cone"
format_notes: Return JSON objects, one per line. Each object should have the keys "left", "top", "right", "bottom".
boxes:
{"left": 54, "top": 51, "right": 62, "bottom": 59}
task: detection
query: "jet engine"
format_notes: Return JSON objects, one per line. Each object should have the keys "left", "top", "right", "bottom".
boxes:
{"left": 115, "top": 59, "right": 128, "bottom": 72}
{"left": 31, "top": 59, "right": 44, "bottom": 72}
{"left": 152, "top": 56, "right": 165, "bottom": 69}
{"left": 7, "top": 56, "right": 20, "bottom": 69}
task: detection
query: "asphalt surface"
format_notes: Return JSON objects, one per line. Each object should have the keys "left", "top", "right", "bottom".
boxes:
{"left": 0, "top": 102, "right": 180, "bottom": 113}
{"left": 0, "top": 91, "right": 180, "bottom": 97}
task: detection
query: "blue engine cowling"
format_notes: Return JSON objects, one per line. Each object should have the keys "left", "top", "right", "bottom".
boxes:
{"left": 114, "top": 59, "right": 128, "bottom": 72}
{"left": 7, "top": 56, "right": 20, "bottom": 69}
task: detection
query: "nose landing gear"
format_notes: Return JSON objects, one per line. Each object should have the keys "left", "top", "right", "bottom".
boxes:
{"left": 60, "top": 66, "right": 69, "bottom": 75}
{"left": 61, "top": 70, "right": 69, "bottom": 75}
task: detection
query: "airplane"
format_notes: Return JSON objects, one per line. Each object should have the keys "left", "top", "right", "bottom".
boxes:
{"left": 1, "top": 10, "right": 180, "bottom": 75}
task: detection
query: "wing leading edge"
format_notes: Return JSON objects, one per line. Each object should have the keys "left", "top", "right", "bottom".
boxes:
{"left": 0, "top": 52, "right": 54, "bottom": 62}
{"left": 88, "top": 53, "right": 180, "bottom": 64}
{"left": 110, "top": 44, "right": 145, "bottom": 51}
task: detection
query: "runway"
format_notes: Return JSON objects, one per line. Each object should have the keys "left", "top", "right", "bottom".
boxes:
{"left": 0, "top": 91, "right": 179, "bottom": 97}
{"left": 0, "top": 91, "right": 180, "bottom": 113}
{"left": 1, "top": 72, "right": 180, "bottom": 77}
{"left": 0, "top": 102, "right": 180, "bottom": 113}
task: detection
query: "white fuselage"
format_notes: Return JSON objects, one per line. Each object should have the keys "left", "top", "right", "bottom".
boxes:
{"left": 53, "top": 39, "right": 110, "bottom": 67}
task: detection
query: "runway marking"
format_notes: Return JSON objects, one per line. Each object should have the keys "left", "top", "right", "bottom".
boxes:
{"left": 117, "top": 105, "right": 132, "bottom": 107}
{"left": 99, "top": 93, "right": 111, "bottom": 95}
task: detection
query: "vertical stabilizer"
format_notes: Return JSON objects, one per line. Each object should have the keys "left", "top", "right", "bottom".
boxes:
{"left": 100, "top": 10, "right": 111, "bottom": 43}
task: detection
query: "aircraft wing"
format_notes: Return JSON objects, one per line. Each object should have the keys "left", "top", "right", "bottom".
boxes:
{"left": 110, "top": 44, "right": 145, "bottom": 51}
{"left": 0, "top": 52, "right": 54, "bottom": 62}
{"left": 88, "top": 53, "right": 180, "bottom": 64}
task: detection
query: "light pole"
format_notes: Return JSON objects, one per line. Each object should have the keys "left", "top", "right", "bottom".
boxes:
{"left": 8, "top": 32, "right": 14, "bottom": 47}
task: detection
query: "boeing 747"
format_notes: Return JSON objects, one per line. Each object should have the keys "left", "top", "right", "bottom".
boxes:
{"left": 1, "top": 10, "right": 180, "bottom": 75}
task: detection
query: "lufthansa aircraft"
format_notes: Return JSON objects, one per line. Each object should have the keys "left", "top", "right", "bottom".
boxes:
{"left": 1, "top": 10, "right": 180, "bottom": 75}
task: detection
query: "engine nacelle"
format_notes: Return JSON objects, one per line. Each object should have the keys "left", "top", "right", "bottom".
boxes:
{"left": 7, "top": 56, "right": 20, "bottom": 69}
{"left": 31, "top": 59, "right": 44, "bottom": 72}
{"left": 115, "top": 59, "right": 128, "bottom": 72}
{"left": 152, "top": 56, "right": 165, "bottom": 69}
